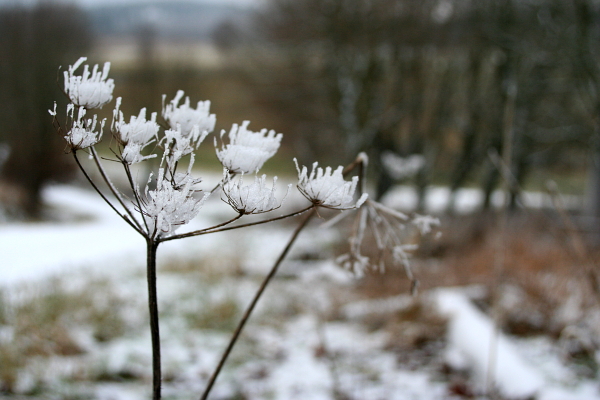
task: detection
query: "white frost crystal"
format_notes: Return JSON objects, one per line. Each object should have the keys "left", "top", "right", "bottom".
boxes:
{"left": 64, "top": 104, "right": 104, "bottom": 150}
{"left": 163, "top": 126, "right": 208, "bottom": 164}
{"left": 162, "top": 90, "right": 216, "bottom": 137}
{"left": 216, "top": 121, "right": 282, "bottom": 174}
{"left": 64, "top": 57, "right": 115, "bottom": 109}
{"left": 141, "top": 167, "right": 208, "bottom": 238}
{"left": 112, "top": 98, "right": 159, "bottom": 164}
{"left": 222, "top": 172, "right": 290, "bottom": 215}
{"left": 295, "top": 159, "right": 368, "bottom": 209}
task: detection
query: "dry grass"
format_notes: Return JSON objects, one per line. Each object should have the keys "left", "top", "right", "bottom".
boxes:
{"left": 0, "top": 276, "right": 131, "bottom": 393}
{"left": 350, "top": 210, "right": 600, "bottom": 376}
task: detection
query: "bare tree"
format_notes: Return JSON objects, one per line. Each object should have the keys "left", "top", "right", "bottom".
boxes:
{"left": 0, "top": 2, "right": 92, "bottom": 218}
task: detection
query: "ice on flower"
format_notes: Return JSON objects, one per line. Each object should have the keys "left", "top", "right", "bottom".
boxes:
{"left": 112, "top": 98, "right": 159, "bottom": 164}
{"left": 140, "top": 166, "right": 208, "bottom": 238}
{"left": 112, "top": 98, "right": 159, "bottom": 146}
{"left": 216, "top": 121, "right": 282, "bottom": 174}
{"left": 64, "top": 57, "right": 115, "bottom": 109}
{"left": 295, "top": 159, "right": 368, "bottom": 209}
{"left": 162, "top": 90, "right": 216, "bottom": 137}
{"left": 222, "top": 171, "right": 290, "bottom": 215}
{"left": 63, "top": 104, "right": 105, "bottom": 150}
{"left": 163, "top": 125, "right": 209, "bottom": 164}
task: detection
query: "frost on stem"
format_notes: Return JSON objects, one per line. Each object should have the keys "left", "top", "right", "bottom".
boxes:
{"left": 335, "top": 200, "right": 439, "bottom": 283}
{"left": 139, "top": 159, "right": 208, "bottom": 239}
{"left": 215, "top": 121, "right": 282, "bottom": 174}
{"left": 222, "top": 171, "right": 291, "bottom": 215}
{"left": 112, "top": 98, "right": 160, "bottom": 164}
{"left": 63, "top": 57, "right": 115, "bottom": 109}
{"left": 162, "top": 90, "right": 216, "bottom": 137}
{"left": 53, "top": 103, "right": 104, "bottom": 151}
{"left": 295, "top": 159, "right": 368, "bottom": 210}
{"left": 163, "top": 125, "right": 209, "bottom": 166}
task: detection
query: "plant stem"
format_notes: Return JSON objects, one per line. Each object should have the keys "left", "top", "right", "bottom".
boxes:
{"left": 199, "top": 207, "right": 317, "bottom": 400}
{"left": 73, "top": 152, "right": 143, "bottom": 235}
{"left": 162, "top": 205, "right": 314, "bottom": 242}
{"left": 146, "top": 239, "right": 162, "bottom": 400}
{"left": 90, "top": 147, "right": 144, "bottom": 232}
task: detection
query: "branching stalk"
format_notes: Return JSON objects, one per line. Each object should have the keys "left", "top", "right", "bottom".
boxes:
{"left": 199, "top": 207, "right": 317, "bottom": 400}
{"left": 122, "top": 159, "right": 151, "bottom": 234}
{"left": 73, "top": 152, "right": 143, "bottom": 235}
{"left": 90, "top": 146, "right": 144, "bottom": 231}
{"left": 161, "top": 205, "right": 314, "bottom": 242}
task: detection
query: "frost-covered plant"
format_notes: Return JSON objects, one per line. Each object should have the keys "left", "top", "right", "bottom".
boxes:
{"left": 222, "top": 172, "right": 290, "bottom": 215}
{"left": 216, "top": 120, "right": 282, "bottom": 173}
{"left": 111, "top": 97, "right": 159, "bottom": 164}
{"left": 295, "top": 159, "right": 368, "bottom": 210}
{"left": 63, "top": 57, "right": 114, "bottom": 109}
{"left": 162, "top": 90, "right": 216, "bottom": 136}
{"left": 50, "top": 103, "right": 105, "bottom": 151}
{"left": 49, "top": 57, "right": 433, "bottom": 400}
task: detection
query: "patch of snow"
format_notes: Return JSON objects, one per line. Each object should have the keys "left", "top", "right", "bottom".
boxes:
{"left": 434, "top": 288, "right": 545, "bottom": 398}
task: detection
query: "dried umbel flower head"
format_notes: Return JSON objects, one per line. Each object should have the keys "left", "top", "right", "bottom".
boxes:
{"left": 222, "top": 171, "right": 290, "bottom": 215}
{"left": 295, "top": 159, "right": 368, "bottom": 210}
{"left": 50, "top": 103, "right": 105, "bottom": 151}
{"left": 64, "top": 57, "right": 115, "bottom": 109}
{"left": 162, "top": 90, "right": 216, "bottom": 137}
{"left": 334, "top": 199, "right": 439, "bottom": 289}
{"left": 216, "top": 121, "right": 282, "bottom": 174}
{"left": 163, "top": 125, "right": 209, "bottom": 165}
{"left": 112, "top": 98, "right": 159, "bottom": 164}
{"left": 140, "top": 164, "right": 208, "bottom": 239}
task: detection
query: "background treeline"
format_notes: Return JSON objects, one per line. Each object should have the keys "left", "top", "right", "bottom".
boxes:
{"left": 2, "top": 0, "right": 600, "bottom": 220}
{"left": 245, "top": 0, "right": 600, "bottom": 216}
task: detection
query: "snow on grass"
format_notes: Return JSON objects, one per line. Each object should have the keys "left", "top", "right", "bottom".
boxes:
{"left": 434, "top": 288, "right": 600, "bottom": 400}
{"left": 435, "top": 288, "right": 545, "bottom": 398}
{"left": 382, "top": 185, "right": 583, "bottom": 213}
{"left": 1, "top": 184, "right": 599, "bottom": 399}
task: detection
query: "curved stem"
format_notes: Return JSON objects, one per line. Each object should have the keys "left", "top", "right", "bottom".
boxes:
{"left": 162, "top": 205, "right": 314, "bottom": 242}
{"left": 90, "top": 147, "right": 144, "bottom": 231}
{"left": 146, "top": 239, "right": 162, "bottom": 400}
{"left": 73, "top": 152, "right": 144, "bottom": 235}
{"left": 200, "top": 207, "right": 317, "bottom": 400}
{"left": 122, "top": 160, "right": 150, "bottom": 234}
{"left": 157, "top": 213, "right": 243, "bottom": 244}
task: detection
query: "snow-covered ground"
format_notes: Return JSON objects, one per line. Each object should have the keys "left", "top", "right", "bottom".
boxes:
{"left": 0, "top": 184, "right": 598, "bottom": 399}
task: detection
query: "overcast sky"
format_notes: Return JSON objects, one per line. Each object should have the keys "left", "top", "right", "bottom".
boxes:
{"left": 0, "top": 0, "right": 264, "bottom": 8}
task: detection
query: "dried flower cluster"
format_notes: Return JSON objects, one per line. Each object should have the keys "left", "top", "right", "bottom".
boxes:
{"left": 50, "top": 57, "right": 437, "bottom": 400}
{"left": 51, "top": 58, "right": 374, "bottom": 241}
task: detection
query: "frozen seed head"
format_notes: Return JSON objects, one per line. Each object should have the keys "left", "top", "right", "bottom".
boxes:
{"left": 64, "top": 57, "right": 115, "bottom": 109}
{"left": 162, "top": 90, "right": 216, "bottom": 137}
{"left": 112, "top": 98, "right": 159, "bottom": 146}
{"left": 295, "top": 159, "right": 368, "bottom": 210}
{"left": 163, "top": 125, "right": 209, "bottom": 165}
{"left": 62, "top": 104, "right": 105, "bottom": 150}
{"left": 141, "top": 167, "right": 208, "bottom": 238}
{"left": 112, "top": 99, "right": 159, "bottom": 164}
{"left": 216, "top": 121, "right": 282, "bottom": 174}
{"left": 222, "top": 171, "right": 290, "bottom": 215}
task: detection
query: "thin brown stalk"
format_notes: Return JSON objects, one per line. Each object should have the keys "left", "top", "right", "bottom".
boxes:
{"left": 73, "top": 152, "right": 143, "bottom": 235}
{"left": 146, "top": 239, "right": 162, "bottom": 400}
{"left": 90, "top": 147, "right": 143, "bottom": 231}
{"left": 199, "top": 207, "right": 317, "bottom": 400}
{"left": 122, "top": 159, "right": 150, "bottom": 234}
{"left": 162, "top": 205, "right": 314, "bottom": 242}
